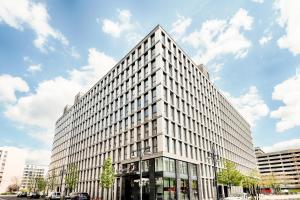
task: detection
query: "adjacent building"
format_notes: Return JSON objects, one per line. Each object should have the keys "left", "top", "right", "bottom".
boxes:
{"left": 48, "top": 25, "right": 257, "bottom": 200}
{"left": 0, "top": 149, "right": 8, "bottom": 186}
{"left": 20, "top": 164, "right": 47, "bottom": 190}
{"left": 255, "top": 147, "right": 300, "bottom": 191}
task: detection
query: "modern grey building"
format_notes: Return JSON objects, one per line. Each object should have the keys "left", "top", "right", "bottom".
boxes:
{"left": 48, "top": 25, "right": 257, "bottom": 200}
{"left": 255, "top": 147, "right": 300, "bottom": 191}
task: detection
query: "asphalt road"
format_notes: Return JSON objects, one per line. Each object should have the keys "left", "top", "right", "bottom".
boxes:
{"left": 0, "top": 196, "right": 44, "bottom": 200}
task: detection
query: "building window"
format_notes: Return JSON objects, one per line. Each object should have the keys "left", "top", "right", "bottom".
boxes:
{"left": 152, "top": 88, "right": 157, "bottom": 102}
{"left": 137, "top": 111, "right": 141, "bottom": 124}
{"left": 144, "top": 93, "right": 149, "bottom": 106}
{"left": 152, "top": 73, "right": 156, "bottom": 86}
{"left": 137, "top": 97, "right": 141, "bottom": 109}
{"left": 180, "top": 179, "right": 189, "bottom": 200}
{"left": 130, "top": 130, "right": 134, "bottom": 142}
{"left": 152, "top": 120, "right": 157, "bottom": 135}
{"left": 165, "top": 136, "right": 169, "bottom": 153}
{"left": 144, "top": 107, "right": 149, "bottom": 120}
{"left": 144, "top": 123, "right": 149, "bottom": 138}
{"left": 152, "top": 137, "right": 157, "bottom": 153}
{"left": 151, "top": 60, "right": 156, "bottom": 71}
{"left": 152, "top": 103, "right": 157, "bottom": 116}
{"left": 137, "top": 127, "right": 141, "bottom": 140}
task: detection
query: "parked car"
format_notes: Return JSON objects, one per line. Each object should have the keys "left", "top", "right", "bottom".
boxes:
{"left": 46, "top": 192, "right": 61, "bottom": 200}
{"left": 224, "top": 193, "right": 249, "bottom": 200}
{"left": 17, "top": 192, "right": 27, "bottom": 197}
{"left": 69, "top": 192, "right": 90, "bottom": 200}
{"left": 27, "top": 192, "right": 40, "bottom": 199}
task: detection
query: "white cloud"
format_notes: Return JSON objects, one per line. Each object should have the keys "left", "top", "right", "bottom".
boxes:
{"left": 4, "top": 48, "right": 115, "bottom": 145}
{"left": 0, "top": 146, "right": 50, "bottom": 192}
{"left": 101, "top": 9, "right": 141, "bottom": 44}
{"left": 0, "top": 0, "right": 68, "bottom": 51}
{"left": 27, "top": 64, "right": 42, "bottom": 73}
{"left": 259, "top": 35, "right": 272, "bottom": 46}
{"left": 183, "top": 8, "right": 253, "bottom": 64}
{"left": 170, "top": 14, "right": 192, "bottom": 40}
{"left": 222, "top": 86, "right": 269, "bottom": 127}
{"left": 262, "top": 139, "right": 300, "bottom": 153}
{"left": 271, "top": 69, "right": 300, "bottom": 132}
{"left": 102, "top": 9, "right": 135, "bottom": 38}
{"left": 274, "top": 0, "right": 300, "bottom": 55}
{"left": 0, "top": 74, "right": 29, "bottom": 103}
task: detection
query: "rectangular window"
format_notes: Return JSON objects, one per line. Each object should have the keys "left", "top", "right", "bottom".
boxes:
{"left": 137, "top": 111, "right": 141, "bottom": 124}
{"left": 152, "top": 137, "right": 158, "bottom": 153}
{"left": 165, "top": 136, "right": 169, "bottom": 153}
{"left": 137, "top": 127, "right": 141, "bottom": 140}
{"left": 152, "top": 103, "right": 157, "bottom": 116}
{"left": 152, "top": 73, "right": 156, "bottom": 86}
{"left": 144, "top": 107, "right": 149, "bottom": 119}
{"left": 144, "top": 123, "right": 149, "bottom": 138}
{"left": 144, "top": 93, "right": 149, "bottom": 106}
{"left": 137, "top": 97, "right": 141, "bottom": 109}
{"left": 152, "top": 88, "right": 157, "bottom": 102}
{"left": 152, "top": 120, "right": 157, "bottom": 135}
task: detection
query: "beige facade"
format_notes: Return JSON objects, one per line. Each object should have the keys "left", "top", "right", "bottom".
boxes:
{"left": 20, "top": 164, "right": 47, "bottom": 190}
{"left": 0, "top": 149, "right": 8, "bottom": 186}
{"left": 49, "top": 25, "right": 257, "bottom": 200}
{"left": 256, "top": 148, "right": 300, "bottom": 190}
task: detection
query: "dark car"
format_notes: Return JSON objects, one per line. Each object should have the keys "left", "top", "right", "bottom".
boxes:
{"left": 17, "top": 192, "right": 27, "bottom": 197}
{"left": 27, "top": 192, "right": 40, "bottom": 199}
{"left": 46, "top": 192, "right": 61, "bottom": 200}
{"left": 69, "top": 192, "right": 90, "bottom": 200}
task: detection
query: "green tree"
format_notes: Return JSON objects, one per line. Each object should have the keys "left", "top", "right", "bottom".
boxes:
{"left": 217, "top": 160, "right": 243, "bottom": 193}
{"left": 242, "top": 170, "right": 260, "bottom": 198}
{"left": 27, "top": 177, "right": 37, "bottom": 192}
{"left": 65, "top": 164, "right": 79, "bottom": 194}
{"left": 100, "top": 158, "right": 115, "bottom": 199}
{"left": 47, "top": 170, "right": 57, "bottom": 193}
{"left": 36, "top": 177, "right": 47, "bottom": 194}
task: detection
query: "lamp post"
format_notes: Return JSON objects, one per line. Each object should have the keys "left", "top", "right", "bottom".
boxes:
{"left": 208, "top": 144, "right": 220, "bottom": 200}
{"left": 131, "top": 146, "right": 151, "bottom": 200}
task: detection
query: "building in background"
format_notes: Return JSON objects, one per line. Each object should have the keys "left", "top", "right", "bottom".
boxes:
{"left": 48, "top": 25, "right": 257, "bottom": 200}
{"left": 20, "top": 164, "right": 47, "bottom": 190}
{"left": 0, "top": 149, "right": 8, "bottom": 186}
{"left": 255, "top": 147, "right": 300, "bottom": 193}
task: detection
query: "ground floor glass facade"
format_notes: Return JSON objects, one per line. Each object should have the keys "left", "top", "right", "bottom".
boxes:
{"left": 120, "top": 157, "right": 200, "bottom": 200}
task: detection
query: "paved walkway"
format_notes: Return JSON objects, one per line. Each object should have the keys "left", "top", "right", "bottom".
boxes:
{"left": 260, "top": 194, "right": 300, "bottom": 200}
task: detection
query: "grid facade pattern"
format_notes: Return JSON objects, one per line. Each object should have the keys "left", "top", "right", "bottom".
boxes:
{"left": 49, "top": 25, "right": 257, "bottom": 200}
{"left": 256, "top": 148, "right": 300, "bottom": 189}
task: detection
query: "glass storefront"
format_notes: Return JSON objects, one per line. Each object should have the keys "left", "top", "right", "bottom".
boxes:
{"left": 163, "top": 177, "right": 176, "bottom": 200}
{"left": 180, "top": 179, "right": 189, "bottom": 200}
{"left": 121, "top": 157, "right": 199, "bottom": 200}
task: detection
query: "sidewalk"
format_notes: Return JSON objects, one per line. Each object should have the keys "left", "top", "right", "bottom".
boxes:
{"left": 260, "top": 194, "right": 300, "bottom": 200}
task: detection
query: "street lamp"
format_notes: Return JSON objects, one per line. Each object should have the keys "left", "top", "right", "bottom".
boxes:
{"left": 131, "top": 146, "right": 151, "bottom": 200}
{"left": 59, "top": 166, "right": 67, "bottom": 195}
{"left": 207, "top": 144, "right": 220, "bottom": 200}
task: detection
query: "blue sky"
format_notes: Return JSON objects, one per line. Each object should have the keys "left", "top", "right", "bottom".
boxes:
{"left": 0, "top": 0, "right": 300, "bottom": 163}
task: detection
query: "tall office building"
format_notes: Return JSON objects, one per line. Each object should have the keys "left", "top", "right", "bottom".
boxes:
{"left": 49, "top": 25, "right": 257, "bottom": 200}
{"left": 20, "top": 164, "right": 47, "bottom": 190}
{"left": 255, "top": 147, "right": 300, "bottom": 192}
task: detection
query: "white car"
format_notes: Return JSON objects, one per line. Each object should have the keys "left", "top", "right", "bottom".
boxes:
{"left": 46, "top": 192, "right": 61, "bottom": 200}
{"left": 224, "top": 193, "right": 248, "bottom": 200}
